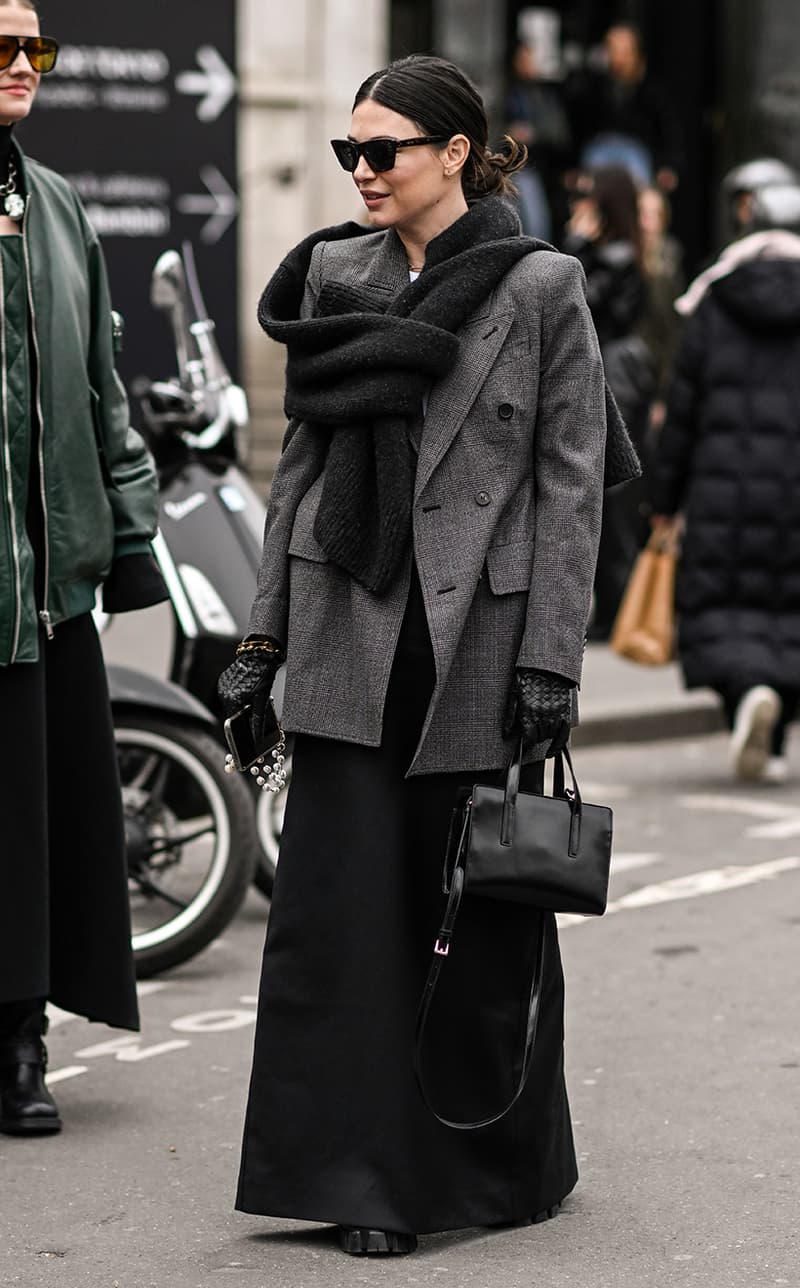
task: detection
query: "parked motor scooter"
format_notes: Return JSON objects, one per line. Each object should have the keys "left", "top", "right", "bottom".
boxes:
{"left": 104, "top": 245, "right": 286, "bottom": 977}
{"left": 110, "top": 666, "right": 260, "bottom": 978}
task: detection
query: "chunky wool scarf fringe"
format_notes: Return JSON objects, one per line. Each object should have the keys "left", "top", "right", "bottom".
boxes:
{"left": 258, "top": 196, "right": 639, "bottom": 596}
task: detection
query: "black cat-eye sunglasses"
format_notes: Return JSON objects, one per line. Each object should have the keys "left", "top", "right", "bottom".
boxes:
{"left": 330, "top": 135, "right": 449, "bottom": 174}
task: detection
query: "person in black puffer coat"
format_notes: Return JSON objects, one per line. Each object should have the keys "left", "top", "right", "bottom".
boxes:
{"left": 564, "top": 165, "right": 655, "bottom": 637}
{"left": 652, "top": 182, "right": 800, "bottom": 782}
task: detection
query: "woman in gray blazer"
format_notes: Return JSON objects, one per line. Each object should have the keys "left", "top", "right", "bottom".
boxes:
{"left": 219, "top": 54, "right": 614, "bottom": 1257}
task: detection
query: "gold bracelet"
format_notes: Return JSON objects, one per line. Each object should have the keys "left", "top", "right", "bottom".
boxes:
{"left": 235, "top": 638, "right": 282, "bottom": 656}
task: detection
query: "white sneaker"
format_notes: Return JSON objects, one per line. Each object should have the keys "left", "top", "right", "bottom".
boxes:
{"left": 730, "top": 686, "right": 781, "bottom": 781}
{"left": 763, "top": 755, "right": 789, "bottom": 785}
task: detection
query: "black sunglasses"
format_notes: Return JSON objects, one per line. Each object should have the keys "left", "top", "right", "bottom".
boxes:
{"left": 0, "top": 34, "right": 59, "bottom": 74}
{"left": 330, "top": 135, "right": 450, "bottom": 174}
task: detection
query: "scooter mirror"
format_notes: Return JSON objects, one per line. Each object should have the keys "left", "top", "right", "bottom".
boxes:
{"left": 151, "top": 250, "right": 193, "bottom": 387}
{"left": 151, "top": 249, "right": 187, "bottom": 311}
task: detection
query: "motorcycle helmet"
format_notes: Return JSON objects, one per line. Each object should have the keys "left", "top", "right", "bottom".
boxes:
{"left": 721, "top": 157, "right": 798, "bottom": 197}
{"left": 721, "top": 157, "right": 800, "bottom": 236}
{"left": 748, "top": 182, "right": 800, "bottom": 234}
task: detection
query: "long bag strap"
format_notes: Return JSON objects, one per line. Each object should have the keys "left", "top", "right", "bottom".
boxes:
{"left": 413, "top": 781, "right": 547, "bottom": 1131}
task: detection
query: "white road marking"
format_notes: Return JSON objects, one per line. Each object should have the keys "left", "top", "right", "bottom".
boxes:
{"left": 612, "top": 852, "right": 661, "bottom": 873}
{"left": 679, "top": 793, "right": 798, "bottom": 820}
{"left": 45, "top": 1065, "right": 88, "bottom": 1085}
{"left": 171, "top": 1008, "right": 256, "bottom": 1033}
{"left": 558, "top": 855, "right": 800, "bottom": 929}
{"left": 136, "top": 982, "right": 168, "bottom": 998}
{"left": 747, "top": 816, "right": 800, "bottom": 840}
{"left": 581, "top": 782, "right": 632, "bottom": 800}
{"left": 74, "top": 1035, "right": 190, "bottom": 1062}
{"left": 680, "top": 792, "right": 800, "bottom": 840}
{"left": 610, "top": 856, "right": 799, "bottom": 908}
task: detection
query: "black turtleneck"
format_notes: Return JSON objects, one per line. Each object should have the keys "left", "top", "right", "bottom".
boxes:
{"left": 0, "top": 124, "right": 13, "bottom": 182}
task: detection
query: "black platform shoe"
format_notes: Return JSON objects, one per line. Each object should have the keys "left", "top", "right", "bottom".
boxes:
{"left": 0, "top": 1004, "right": 62, "bottom": 1135}
{"left": 338, "top": 1227, "right": 418, "bottom": 1255}
{"left": 487, "top": 1202, "right": 561, "bottom": 1230}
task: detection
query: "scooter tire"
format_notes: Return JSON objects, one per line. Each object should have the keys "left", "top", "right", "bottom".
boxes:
{"left": 116, "top": 717, "right": 261, "bottom": 978}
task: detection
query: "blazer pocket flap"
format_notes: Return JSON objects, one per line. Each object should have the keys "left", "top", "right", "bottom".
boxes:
{"left": 288, "top": 475, "right": 329, "bottom": 563}
{"left": 486, "top": 541, "right": 534, "bottom": 594}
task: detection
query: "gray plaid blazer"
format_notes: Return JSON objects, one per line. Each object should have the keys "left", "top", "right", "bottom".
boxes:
{"left": 249, "top": 227, "right": 607, "bottom": 774}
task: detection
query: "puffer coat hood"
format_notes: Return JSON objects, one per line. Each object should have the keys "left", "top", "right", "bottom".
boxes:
{"left": 711, "top": 258, "right": 800, "bottom": 330}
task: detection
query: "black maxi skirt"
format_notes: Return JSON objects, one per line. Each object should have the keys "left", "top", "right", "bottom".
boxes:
{"left": 236, "top": 573, "right": 577, "bottom": 1234}
{"left": 0, "top": 613, "right": 139, "bottom": 1030}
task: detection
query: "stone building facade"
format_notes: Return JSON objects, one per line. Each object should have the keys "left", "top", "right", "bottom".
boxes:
{"left": 238, "top": 0, "right": 388, "bottom": 483}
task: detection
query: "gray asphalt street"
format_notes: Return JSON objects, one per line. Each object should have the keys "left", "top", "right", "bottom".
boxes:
{"left": 3, "top": 729, "right": 799, "bottom": 1288}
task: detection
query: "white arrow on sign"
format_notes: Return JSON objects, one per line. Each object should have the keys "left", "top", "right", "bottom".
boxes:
{"left": 176, "top": 46, "right": 236, "bottom": 122}
{"left": 177, "top": 166, "right": 239, "bottom": 244}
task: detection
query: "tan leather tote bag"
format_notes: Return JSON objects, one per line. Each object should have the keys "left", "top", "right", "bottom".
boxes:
{"left": 610, "top": 529, "right": 678, "bottom": 666}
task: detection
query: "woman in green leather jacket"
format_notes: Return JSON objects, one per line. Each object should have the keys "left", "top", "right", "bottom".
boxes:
{"left": 0, "top": 0, "right": 166, "bottom": 1137}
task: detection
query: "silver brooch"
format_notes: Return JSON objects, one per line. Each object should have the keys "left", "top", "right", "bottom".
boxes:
{"left": 0, "top": 158, "right": 25, "bottom": 222}
{"left": 3, "top": 193, "right": 25, "bottom": 220}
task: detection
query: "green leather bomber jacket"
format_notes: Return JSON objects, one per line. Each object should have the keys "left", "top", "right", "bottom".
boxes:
{"left": 0, "top": 144, "right": 159, "bottom": 665}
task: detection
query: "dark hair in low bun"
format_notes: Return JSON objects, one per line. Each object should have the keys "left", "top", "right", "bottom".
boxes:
{"left": 353, "top": 54, "right": 527, "bottom": 201}
{"left": 470, "top": 134, "right": 527, "bottom": 198}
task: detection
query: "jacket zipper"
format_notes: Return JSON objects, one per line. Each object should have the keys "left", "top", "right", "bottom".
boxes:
{"left": 22, "top": 195, "right": 53, "bottom": 640}
{"left": 0, "top": 244, "right": 23, "bottom": 661}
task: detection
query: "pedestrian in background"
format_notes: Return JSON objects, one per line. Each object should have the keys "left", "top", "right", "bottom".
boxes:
{"left": 0, "top": 0, "right": 166, "bottom": 1136}
{"left": 635, "top": 184, "right": 685, "bottom": 517}
{"left": 563, "top": 164, "right": 654, "bottom": 638}
{"left": 218, "top": 53, "right": 619, "bottom": 1257}
{"left": 504, "top": 39, "right": 572, "bottom": 241}
{"left": 568, "top": 21, "right": 683, "bottom": 191}
{"left": 652, "top": 176, "right": 800, "bottom": 783}
{"left": 637, "top": 185, "right": 685, "bottom": 415}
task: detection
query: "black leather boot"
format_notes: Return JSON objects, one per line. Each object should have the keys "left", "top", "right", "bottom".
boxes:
{"left": 337, "top": 1228, "right": 417, "bottom": 1255}
{"left": 0, "top": 1002, "right": 62, "bottom": 1135}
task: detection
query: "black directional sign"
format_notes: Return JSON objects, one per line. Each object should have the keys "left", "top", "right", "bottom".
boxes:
{"left": 17, "top": 2, "right": 239, "bottom": 394}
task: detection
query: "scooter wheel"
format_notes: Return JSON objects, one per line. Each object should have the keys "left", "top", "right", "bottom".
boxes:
{"left": 116, "top": 716, "right": 261, "bottom": 977}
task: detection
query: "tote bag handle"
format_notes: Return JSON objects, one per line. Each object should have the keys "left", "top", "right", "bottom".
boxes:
{"left": 503, "top": 744, "right": 583, "bottom": 854}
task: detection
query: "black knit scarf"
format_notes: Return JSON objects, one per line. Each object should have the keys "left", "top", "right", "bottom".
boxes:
{"left": 258, "top": 196, "right": 638, "bottom": 595}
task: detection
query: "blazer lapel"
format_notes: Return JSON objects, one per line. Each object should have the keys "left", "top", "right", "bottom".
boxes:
{"left": 414, "top": 308, "right": 515, "bottom": 500}
{"left": 351, "top": 227, "right": 409, "bottom": 296}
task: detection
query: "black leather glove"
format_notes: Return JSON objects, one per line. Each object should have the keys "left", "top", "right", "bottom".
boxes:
{"left": 217, "top": 639, "right": 284, "bottom": 743}
{"left": 102, "top": 553, "right": 169, "bottom": 614}
{"left": 503, "top": 667, "right": 574, "bottom": 756}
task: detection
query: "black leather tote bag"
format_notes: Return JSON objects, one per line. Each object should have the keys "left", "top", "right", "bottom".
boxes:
{"left": 414, "top": 744, "right": 613, "bottom": 1130}
{"left": 462, "top": 744, "right": 612, "bottom": 916}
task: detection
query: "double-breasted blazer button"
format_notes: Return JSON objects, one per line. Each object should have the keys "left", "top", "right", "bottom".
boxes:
{"left": 475, "top": 491, "right": 491, "bottom": 507}
{"left": 498, "top": 402, "right": 514, "bottom": 419}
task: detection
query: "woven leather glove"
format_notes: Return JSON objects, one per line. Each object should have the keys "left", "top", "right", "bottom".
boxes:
{"left": 217, "top": 639, "right": 284, "bottom": 742}
{"left": 503, "top": 667, "right": 574, "bottom": 755}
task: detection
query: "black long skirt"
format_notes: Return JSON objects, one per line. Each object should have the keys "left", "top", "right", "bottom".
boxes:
{"left": 0, "top": 613, "right": 139, "bottom": 1030}
{"left": 236, "top": 578, "right": 577, "bottom": 1235}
